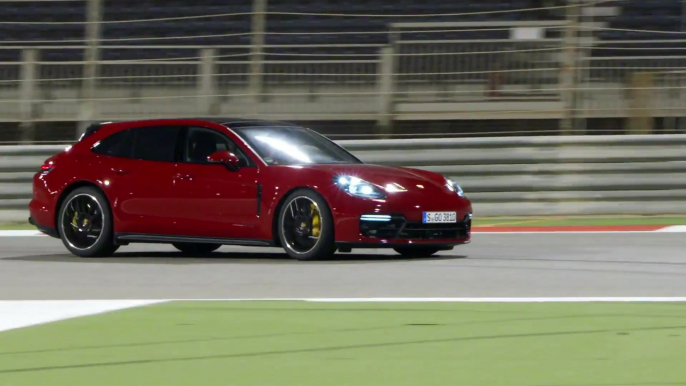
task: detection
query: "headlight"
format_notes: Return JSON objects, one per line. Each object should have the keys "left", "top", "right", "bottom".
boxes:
{"left": 335, "top": 176, "right": 386, "bottom": 199}
{"left": 445, "top": 177, "right": 465, "bottom": 198}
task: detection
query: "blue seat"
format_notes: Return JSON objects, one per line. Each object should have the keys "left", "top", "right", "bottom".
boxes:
{"left": 598, "top": 0, "right": 686, "bottom": 55}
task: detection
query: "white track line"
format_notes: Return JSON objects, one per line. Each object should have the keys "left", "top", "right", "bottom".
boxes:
{"left": 655, "top": 225, "right": 686, "bottom": 233}
{"left": 0, "top": 230, "right": 43, "bottom": 237}
{"left": 0, "top": 300, "right": 167, "bottom": 332}
{"left": 148, "top": 297, "right": 686, "bottom": 302}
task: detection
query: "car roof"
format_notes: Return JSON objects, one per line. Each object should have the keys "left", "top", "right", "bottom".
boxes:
{"left": 200, "top": 118, "right": 301, "bottom": 129}
{"left": 95, "top": 118, "right": 302, "bottom": 131}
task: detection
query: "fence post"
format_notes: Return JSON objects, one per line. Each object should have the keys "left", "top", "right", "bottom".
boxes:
{"left": 19, "top": 49, "right": 39, "bottom": 143}
{"left": 377, "top": 45, "right": 396, "bottom": 137}
{"left": 198, "top": 48, "right": 218, "bottom": 115}
{"left": 77, "top": 0, "right": 103, "bottom": 137}
{"left": 248, "top": 0, "right": 267, "bottom": 103}
{"left": 559, "top": 2, "right": 579, "bottom": 135}
{"left": 574, "top": 0, "right": 596, "bottom": 134}
{"left": 626, "top": 72, "right": 654, "bottom": 134}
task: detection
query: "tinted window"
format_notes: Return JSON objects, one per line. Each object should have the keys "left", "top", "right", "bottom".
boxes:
{"left": 132, "top": 126, "right": 182, "bottom": 162}
{"left": 92, "top": 129, "right": 134, "bottom": 158}
{"left": 233, "top": 126, "right": 361, "bottom": 166}
{"left": 185, "top": 127, "right": 251, "bottom": 166}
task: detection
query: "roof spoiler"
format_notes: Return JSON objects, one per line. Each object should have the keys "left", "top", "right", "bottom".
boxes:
{"left": 78, "top": 122, "right": 109, "bottom": 142}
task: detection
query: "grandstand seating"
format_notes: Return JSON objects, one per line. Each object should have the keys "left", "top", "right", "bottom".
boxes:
{"left": 593, "top": 0, "right": 685, "bottom": 57}
{"left": 0, "top": 0, "right": 683, "bottom": 61}
{"left": 0, "top": 0, "right": 562, "bottom": 61}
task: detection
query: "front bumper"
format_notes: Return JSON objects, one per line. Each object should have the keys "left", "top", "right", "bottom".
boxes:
{"left": 334, "top": 213, "right": 471, "bottom": 248}
{"left": 329, "top": 186, "right": 473, "bottom": 242}
{"left": 359, "top": 213, "right": 471, "bottom": 239}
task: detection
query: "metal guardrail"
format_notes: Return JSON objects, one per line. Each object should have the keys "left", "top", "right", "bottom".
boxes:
{"left": 2, "top": 134, "right": 686, "bottom": 221}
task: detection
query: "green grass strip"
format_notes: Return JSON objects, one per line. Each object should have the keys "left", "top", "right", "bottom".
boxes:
{"left": 0, "top": 223, "right": 36, "bottom": 231}
{"left": 1, "top": 301, "right": 685, "bottom": 385}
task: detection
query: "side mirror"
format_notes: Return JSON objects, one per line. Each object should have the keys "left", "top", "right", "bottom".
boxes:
{"left": 207, "top": 151, "right": 240, "bottom": 170}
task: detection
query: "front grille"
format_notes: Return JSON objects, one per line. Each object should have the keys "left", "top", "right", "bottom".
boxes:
{"left": 360, "top": 216, "right": 405, "bottom": 239}
{"left": 398, "top": 222, "right": 469, "bottom": 240}
{"left": 360, "top": 214, "right": 471, "bottom": 240}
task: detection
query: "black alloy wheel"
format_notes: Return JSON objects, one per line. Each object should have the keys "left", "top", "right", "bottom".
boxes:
{"left": 58, "top": 187, "right": 118, "bottom": 257}
{"left": 278, "top": 189, "right": 336, "bottom": 261}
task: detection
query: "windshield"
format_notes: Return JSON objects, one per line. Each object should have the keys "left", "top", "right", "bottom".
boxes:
{"left": 232, "top": 126, "right": 362, "bottom": 166}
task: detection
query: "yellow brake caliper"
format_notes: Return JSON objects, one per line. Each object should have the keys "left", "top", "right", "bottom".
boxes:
{"left": 83, "top": 204, "right": 89, "bottom": 227}
{"left": 311, "top": 203, "right": 321, "bottom": 238}
{"left": 72, "top": 212, "right": 79, "bottom": 228}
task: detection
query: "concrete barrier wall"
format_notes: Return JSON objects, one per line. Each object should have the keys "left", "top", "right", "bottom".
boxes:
{"left": 2, "top": 135, "right": 686, "bottom": 222}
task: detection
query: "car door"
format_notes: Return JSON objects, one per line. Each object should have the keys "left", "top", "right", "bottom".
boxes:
{"left": 172, "top": 126, "right": 261, "bottom": 239}
{"left": 93, "top": 125, "right": 185, "bottom": 235}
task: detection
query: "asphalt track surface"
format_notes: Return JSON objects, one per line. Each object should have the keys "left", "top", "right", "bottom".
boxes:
{"left": 1, "top": 233, "right": 685, "bottom": 300}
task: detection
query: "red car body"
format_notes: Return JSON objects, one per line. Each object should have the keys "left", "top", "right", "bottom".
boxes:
{"left": 30, "top": 119, "right": 472, "bottom": 259}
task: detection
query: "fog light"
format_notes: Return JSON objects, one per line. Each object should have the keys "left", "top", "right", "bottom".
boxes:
{"left": 360, "top": 214, "right": 392, "bottom": 222}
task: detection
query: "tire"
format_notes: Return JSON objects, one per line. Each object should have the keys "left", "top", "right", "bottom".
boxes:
{"left": 277, "top": 189, "right": 336, "bottom": 261}
{"left": 172, "top": 243, "right": 221, "bottom": 255}
{"left": 393, "top": 247, "right": 442, "bottom": 258}
{"left": 58, "top": 186, "right": 118, "bottom": 258}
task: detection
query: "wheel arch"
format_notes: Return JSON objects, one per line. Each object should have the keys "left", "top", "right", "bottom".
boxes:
{"left": 54, "top": 181, "right": 111, "bottom": 237}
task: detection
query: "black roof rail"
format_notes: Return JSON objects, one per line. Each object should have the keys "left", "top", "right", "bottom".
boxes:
{"left": 187, "top": 117, "right": 298, "bottom": 128}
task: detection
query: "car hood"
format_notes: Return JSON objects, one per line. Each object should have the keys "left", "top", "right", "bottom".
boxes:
{"left": 296, "top": 163, "right": 452, "bottom": 195}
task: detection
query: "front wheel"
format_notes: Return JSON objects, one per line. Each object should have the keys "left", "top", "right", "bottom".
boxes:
{"left": 173, "top": 243, "right": 221, "bottom": 255}
{"left": 393, "top": 247, "right": 442, "bottom": 258}
{"left": 278, "top": 189, "right": 336, "bottom": 261}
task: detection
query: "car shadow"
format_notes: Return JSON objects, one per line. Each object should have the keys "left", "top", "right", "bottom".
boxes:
{"left": 7, "top": 250, "right": 468, "bottom": 265}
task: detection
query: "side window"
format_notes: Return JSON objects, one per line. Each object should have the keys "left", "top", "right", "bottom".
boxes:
{"left": 131, "top": 126, "right": 182, "bottom": 163}
{"left": 92, "top": 129, "right": 134, "bottom": 158}
{"left": 185, "top": 127, "right": 251, "bottom": 166}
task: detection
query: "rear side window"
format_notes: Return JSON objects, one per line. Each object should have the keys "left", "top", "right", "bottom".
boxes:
{"left": 131, "top": 126, "right": 182, "bottom": 162}
{"left": 92, "top": 130, "right": 134, "bottom": 158}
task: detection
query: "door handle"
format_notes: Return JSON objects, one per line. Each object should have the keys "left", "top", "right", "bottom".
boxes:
{"left": 113, "top": 169, "right": 128, "bottom": 175}
{"left": 176, "top": 174, "right": 193, "bottom": 180}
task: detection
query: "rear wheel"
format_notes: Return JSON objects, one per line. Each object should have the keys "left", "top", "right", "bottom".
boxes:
{"left": 278, "top": 189, "right": 336, "bottom": 261}
{"left": 172, "top": 243, "right": 221, "bottom": 255}
{"left": 393, "top": 247, "right": 442, "bottom": 258}
{"left": 58, "top": 187, "right": 118, "bottom": 258}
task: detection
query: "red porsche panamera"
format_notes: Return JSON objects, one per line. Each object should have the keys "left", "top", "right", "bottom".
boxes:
{"left": 29, "top": 119, "right": 472, "bottom": 260}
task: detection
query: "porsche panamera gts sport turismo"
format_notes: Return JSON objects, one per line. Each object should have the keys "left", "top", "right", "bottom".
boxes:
{"left": 29, "top": 119, "right": 473, "bottom": 260}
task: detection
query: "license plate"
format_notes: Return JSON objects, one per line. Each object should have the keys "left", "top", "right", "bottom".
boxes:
{"left": 422, "top": 212, "right": 457, "bottom": 223}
